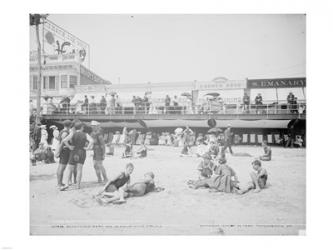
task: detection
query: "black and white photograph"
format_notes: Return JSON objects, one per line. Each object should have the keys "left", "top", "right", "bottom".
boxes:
{"left": 28, "top": 14, "right": 307, "bottom": 235}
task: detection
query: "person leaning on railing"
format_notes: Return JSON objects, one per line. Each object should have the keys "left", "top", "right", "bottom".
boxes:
{"left": 254, "top": 93, "right": 263, "bottom": 114}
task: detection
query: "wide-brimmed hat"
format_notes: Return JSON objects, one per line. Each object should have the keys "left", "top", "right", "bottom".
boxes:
{"left": 50, "top": 125, "right": 57, "bottom": 129}
{"left": 62, "top": 120, "right": 72, "bottom": 127}
{"left": 40, "top": 125, "right": 46, "bottom": 129}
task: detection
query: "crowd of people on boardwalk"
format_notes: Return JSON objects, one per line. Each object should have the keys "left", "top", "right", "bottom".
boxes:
{"left": 30, "top": 118, "right": 276, "bottom": 205}
{"left": 31, "top": 91, "right": 306, "bottom": 116}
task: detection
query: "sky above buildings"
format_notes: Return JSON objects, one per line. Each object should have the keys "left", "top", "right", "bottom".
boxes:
{"left": 30, "top": 14, "right": 305, "bottom": 84}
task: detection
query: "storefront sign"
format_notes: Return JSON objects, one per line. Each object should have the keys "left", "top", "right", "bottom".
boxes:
{"left": 247, "top": 78, "right": 306, "bottom": 89}
{"left": 196, "top": 80, "right": 246, "bottom": 90}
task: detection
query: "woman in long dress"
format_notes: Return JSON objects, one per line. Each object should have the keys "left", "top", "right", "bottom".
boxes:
{"left": 119, "top": 127, "right": 128, "bottom": 145}
{"left": 51, "top": 125, "right": 60, "bottom": 151}
{"left": 40, "top": 125, "right": 48, "bottom": 147}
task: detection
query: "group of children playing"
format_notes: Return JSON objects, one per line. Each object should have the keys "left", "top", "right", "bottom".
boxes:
{"left": 95, "top": 140, "right": 271, "bottom": 206}
{"left": 187, "top": 138, "right": 271, "bottom": 194}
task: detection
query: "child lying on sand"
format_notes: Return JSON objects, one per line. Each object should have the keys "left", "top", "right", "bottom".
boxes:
{"left": 238, "top": 159, "right": 268, "bottom": 194}
{"left": 96, "top": 172, "right": 164, "bottom": 204}
{"left": 96, "top": 163, "right": 134, "bottom": 202}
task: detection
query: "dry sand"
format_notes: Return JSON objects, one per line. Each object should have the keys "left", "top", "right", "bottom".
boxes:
{"left": 30, "top": 145, "right": 305, "bottom": 235}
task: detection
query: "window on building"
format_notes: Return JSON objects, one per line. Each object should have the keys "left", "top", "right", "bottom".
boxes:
{"left": 61, "top": 75, "right": 68, "bottom": 88}
{"left": 49, "top": 76, "right": 56, "bottom": 90}
{"left": 43, "top": 76, "right": 48, "bottom": 89}
{"left": 32, "top": 75, "right": 38, "bottom": 90}
{"left": 69, "top": 75, "right": 78, "bottom": 88}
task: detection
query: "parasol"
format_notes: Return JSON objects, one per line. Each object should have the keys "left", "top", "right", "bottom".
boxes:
{"left": 205, "top": 93, "right": 220, "bottom": 98}
{"left": 207, "top": 127, "right": 223, "bottom": 134}
{"left": 174, "top": 128, "right": 183, "bottom": 134}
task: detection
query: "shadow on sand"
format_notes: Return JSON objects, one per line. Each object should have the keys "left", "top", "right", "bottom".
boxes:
{"left": 30, "top": 173, "right": 56, "bottom": 181}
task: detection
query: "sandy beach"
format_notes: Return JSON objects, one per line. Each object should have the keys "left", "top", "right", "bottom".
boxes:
{"left": 30, "top": 145, "right": 305, "bottom": 235}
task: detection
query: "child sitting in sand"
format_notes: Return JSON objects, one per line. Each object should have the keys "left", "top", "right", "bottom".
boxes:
{"left": 122, "top": 141, "right": 133, "bottom": 158}
{"left": 207, "top": 141, "right": 219, "bottom": 159}
{"left": 188, "top": 158, "right": 239, "bottom": 193}
{"left": 96, "top": 163, "right": 134, "bottom": 203}
{"left": 197, "top": 153, "right": 215, "bottom": 179}
{"left": 259, "top": 141, "right": 272, "bottom": 161}
{"left": 135, "top": 142, "right": 148, "bottom": 158}
{"left": 238, "top": 159, "right": 268, "bottom": 194}
{"left": 195, "top": 138, "right": 207, "bottom": 157}
{"left": 97, "top": 172, "right": 164, "bottom": 204}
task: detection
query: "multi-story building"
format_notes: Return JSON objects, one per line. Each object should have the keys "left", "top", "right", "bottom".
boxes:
{"left": 29, "top": 52, "right": 111, "bottom": 103}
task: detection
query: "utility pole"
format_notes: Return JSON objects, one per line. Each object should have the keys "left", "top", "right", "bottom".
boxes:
{"left": 30, "top": 14, "right": 47, "bottom": 124}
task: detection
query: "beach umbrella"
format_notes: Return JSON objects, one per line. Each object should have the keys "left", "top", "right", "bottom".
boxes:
{"left": 207, "top": 127, "right": 223, "bottom": 134}
{"left": 205, "top": 92, "right": 220, "bottom": 98}
{"left": 174, "top": 127, "right": 183, "bottom": 134}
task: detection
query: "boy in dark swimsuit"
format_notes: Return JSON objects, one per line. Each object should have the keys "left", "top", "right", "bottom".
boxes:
{"left": 238, "top": 159, "right": 268, "bottom": 194}
{"left": 97, "top": 172, "right": 164, "bottom": 205}
{"left": 96, "top": 163, "right": 134, "bottom": 204}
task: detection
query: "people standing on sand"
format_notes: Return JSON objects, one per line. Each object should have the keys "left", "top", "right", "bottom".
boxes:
{"left": 91, "top": 121, "right": 108, "bottom": 183}
{"left": 55, "top": 120, "right": 72, "bottom": 188}
{"left": 180, "top": 126, "right": 194, "bottom": 156}
{"left": 96, "top": 163, "right": 134, "bottom": 204}
{"left": 238, "top": 159, "right": 268, "bottom": 194}
{"left": 60, "top": 122, "right": 93, "bottom": 190}
{"left": 222, "top": 125, "right": 233, "bottom": 154}
{"left": 259, "top": 140, "right": 272, "bottom": 161}
{"left": 119, "top": 127, "right": 128, "bottom": 145}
